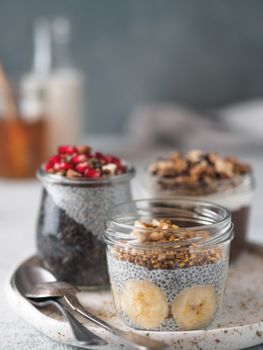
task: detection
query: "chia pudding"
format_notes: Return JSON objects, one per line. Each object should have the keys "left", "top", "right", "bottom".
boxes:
{"left": 144, "top": 150, "right": 254, "bottom": 260}
{"left": 104, "top": 199, "right": 233, "bottom": 331}
{"left": 36, "top": 145, "right": 135, "bottom": 287}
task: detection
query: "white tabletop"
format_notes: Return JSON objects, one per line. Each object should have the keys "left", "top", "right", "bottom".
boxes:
{"left": 0, "top": 137, "right": 262, "bottom": 350}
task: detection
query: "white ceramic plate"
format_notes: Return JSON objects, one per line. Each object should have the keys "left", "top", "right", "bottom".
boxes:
{"left": 5, "top": 251, "right": 263, "bottom": 350}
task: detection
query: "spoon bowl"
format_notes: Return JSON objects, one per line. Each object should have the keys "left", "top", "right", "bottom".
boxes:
{"left": 26, "top": 281, "right": 79, "bottom": 299}
{"left": 13, "top": 265, "right": 56, "bottom": 296}
{"left": 12, "top": 262, "right": 107, "bottom": 347}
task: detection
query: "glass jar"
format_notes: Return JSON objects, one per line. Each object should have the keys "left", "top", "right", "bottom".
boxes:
{"left": 0, "top": 80, "right": 47, "bottom": 179}
{"left": 104, "top": 198, "right": 233, "bottom": 331}
{"left": 144, "top": 170, "right": 254, "bottom": 261}
{"left": 0, "top": 118, "right": 46, "bottom": 178}
{"left": 36, "top": 164, "right": 135, "bottom": 288}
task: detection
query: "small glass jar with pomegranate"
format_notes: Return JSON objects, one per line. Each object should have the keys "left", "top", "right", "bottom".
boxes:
{"left": 36, "top": 145, "right": 135, "bottom": 288}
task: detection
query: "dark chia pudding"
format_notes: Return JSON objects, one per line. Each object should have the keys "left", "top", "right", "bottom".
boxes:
{"left": 104, "top": 200, "right": 233, "bottom": 331}
{"left": 145, "top": 150, "right": 254, "bottom": 261}
{"left": 36, "top": 145, "right": 135, "bottom": 287}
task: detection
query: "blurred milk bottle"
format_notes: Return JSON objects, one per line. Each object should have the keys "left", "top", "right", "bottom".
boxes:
{"left": 46, "top": 17, "right": 85, "bottom": 154}
{"left": 20, "top": 18, "right": 51, "bottom": 123}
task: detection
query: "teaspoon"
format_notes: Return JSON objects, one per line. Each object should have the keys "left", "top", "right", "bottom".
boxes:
{"left": 12, "top": 264, "right": 107, "bottom": 347}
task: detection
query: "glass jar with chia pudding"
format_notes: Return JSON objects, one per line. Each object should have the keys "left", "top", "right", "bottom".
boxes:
{"left": 104, "top": 198, "right": 233, "bottom": 332}
{"left": 144, "top": 150, "right": 254, "bottom": 261}
{"left": 36, "top": 145, "right": 135, "bottom": 288}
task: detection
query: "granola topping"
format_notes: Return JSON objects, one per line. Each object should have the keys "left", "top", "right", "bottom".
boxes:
{"left": 148, "top": 150, "right": 251, "bottom": 195}
{"left": 111, "top": 219, "right": 223, "bottom": 270}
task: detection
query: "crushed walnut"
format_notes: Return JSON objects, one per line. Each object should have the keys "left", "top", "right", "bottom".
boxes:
{"left": 148, "top": 150, "right": 251, "bottom": 195}
{"left": 111, "top": 219, "right": 223, "bottom": 270}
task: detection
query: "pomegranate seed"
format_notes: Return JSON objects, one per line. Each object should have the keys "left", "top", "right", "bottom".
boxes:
{"left": 49, "top": 155, "right": 61, "bottom": 165}
{"left": 93, "top": 152, "right": 104, "bottom": 159}
{"left": 54, "top": 162, "right": 61, "bottom": 171}
{"left": 105, "top": 155, "right": 121, "bottom": 166}
{"left": 72, "top": 154, "right": 88, "bottom": 164}
{"left": 104, "top": 155, "right": 113, "bottom": 163}
{"left": 44, "top": 144, "right": 126, "bottom": 178}
{"left": 44, "top": 162, "right": 54, "bottom": 172}
{"left": 76, "top": 162, "right": 90, "bottom": 173}
{"left": 59, "top": 162, "right": 73, "bottom": 170}
{"left": 97, "top": 156, "right": 107, "bottom": 164}
{"left": 58, "top": 145, "right": 77, "bottom": 154}
{"left": 84, "top": 168, "right": 101, "bottom": 178}
{"left": 117, "top": 165, "right": 127, "bottom": 174}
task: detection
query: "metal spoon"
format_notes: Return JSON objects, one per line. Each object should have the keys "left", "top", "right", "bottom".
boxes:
{"left": 30, "top": 297, "right": 106, "bottom": 346}
{"left": 12, "top": 265, "right": 107, "bottom": 347}
{"left": 25, "top": 276, "right": 168, "bottom": 350}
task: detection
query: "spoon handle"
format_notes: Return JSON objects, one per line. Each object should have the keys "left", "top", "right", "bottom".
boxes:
{"left": 64, "top": 294, "right": 168, "bottom": 350}
{"left": 46, "top": 299, "right": 107, "bottom": 346}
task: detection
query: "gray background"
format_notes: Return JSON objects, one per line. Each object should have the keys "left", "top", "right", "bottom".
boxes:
{"left": 1, "top": 0, "right": 263, "bottom": 133}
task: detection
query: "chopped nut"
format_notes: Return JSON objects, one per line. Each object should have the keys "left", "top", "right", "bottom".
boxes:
{"left": 214, "top": 159, "right": 233, "bottom": 178}
{"left": 130, "top": 230, "right": 148, "bottom": 242}
{"left": 102, "top": 163, "right": 117, "bottom": 175}
{"left": 111, "top": 218, "right": 222, "bottom": 269}
{"left": 155, "top": 160, "right": 177, "bottom": 176}
{"left": 134, "top": 220, "right": 152, "bottom": 228}
{"left": 225, "top": 156, "right": 251, "bottom": 174}
{"left": 66, "top": 169, "right": 81, "bottom": 178}
{"left": 186, "top": 150, "right": 203, "bottom": 163}
{"left": 172, "top": 158, "right": 187, "bottom": 173}
{"left": 150, "top": 231, "right": 164, "bottom": 241}
{"left": 237, "top": 163, "right": 251, "bottom": 173}
{"left": 190, "top": 160, "right": 209, "bottom": 177}
{"left": 152, "top": 219, "right": 161, "bottom": 227}
{"left": 77, "top": 145, "right": 92, "bottom": 154}
{"left": 175, "top": 175, "right": 198, "bottom": 185}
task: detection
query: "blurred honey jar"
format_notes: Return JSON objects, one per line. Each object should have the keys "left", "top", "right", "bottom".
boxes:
{"left": 0, "top": 64, "right": 47, "bottom": 178}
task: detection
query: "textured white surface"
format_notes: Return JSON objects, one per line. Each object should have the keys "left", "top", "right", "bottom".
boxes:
{"left": 0, "top": 138, "right": 263, "bottom": 350}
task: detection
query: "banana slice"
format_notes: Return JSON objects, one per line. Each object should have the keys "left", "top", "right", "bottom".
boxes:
{"left": 111, "top": 283, "right": 121, "bottom": 312}
{"left": 171, "top": 285, "right": 217, "bottom": 330}
{"left": 121, "top": 280, "right": 168, "bottom": 329}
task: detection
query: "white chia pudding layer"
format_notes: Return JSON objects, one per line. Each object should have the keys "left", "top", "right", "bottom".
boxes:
{"left": 44, "top": 182, "right": 132, "bottom": 238}
{"left": 107, "top": 253, "right": 228, "bottom": 331}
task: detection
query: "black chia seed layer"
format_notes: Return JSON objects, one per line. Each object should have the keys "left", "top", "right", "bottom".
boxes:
{"left": 37, "top": 189, "right": 109, "bottom": 286}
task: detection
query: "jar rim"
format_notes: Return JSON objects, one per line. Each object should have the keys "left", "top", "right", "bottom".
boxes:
{"left": 37, "top": 162, "right": 135, "bottom": 187}
{"left": 104, "top": 197, "right": 233, "bottom": 248}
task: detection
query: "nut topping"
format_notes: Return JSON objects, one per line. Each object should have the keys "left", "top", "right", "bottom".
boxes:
{"left": 111, "top": 219, "right": 222, "bottom": 270}
{"left": 148, "top": 150, "right": 251, "bottom": 195}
